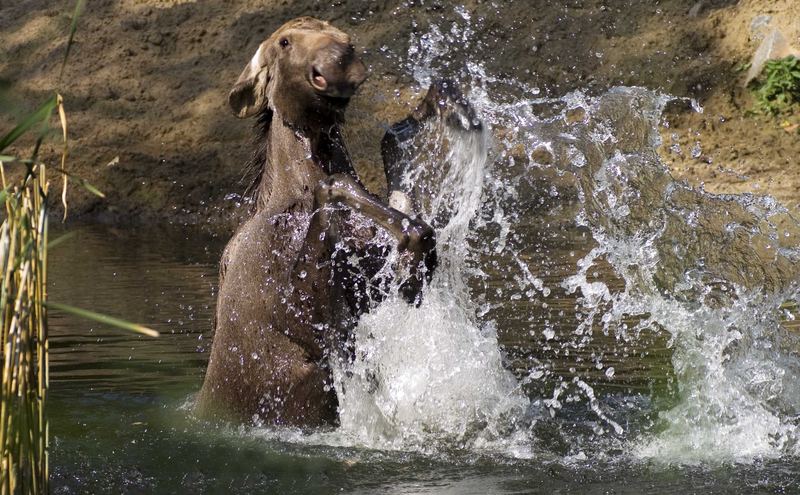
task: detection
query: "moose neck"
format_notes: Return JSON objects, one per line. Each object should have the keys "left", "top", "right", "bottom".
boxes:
{"left": 257, "top": 112, "right": 356, "bottom": 213}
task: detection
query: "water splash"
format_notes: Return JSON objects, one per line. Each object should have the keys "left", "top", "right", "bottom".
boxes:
{"left": 252, "top": 10, "right": 800, "bottom": 465}
{"left": 333, "top": 117, "right": 531, "bottom": 453}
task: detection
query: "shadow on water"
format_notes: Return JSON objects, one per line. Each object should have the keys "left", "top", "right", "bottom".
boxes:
{"left": 47, "top": 224, "right": 222, "bottom": 395}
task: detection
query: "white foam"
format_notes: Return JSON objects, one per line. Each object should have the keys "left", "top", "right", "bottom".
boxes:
{"left": 333, "top": 108, "right": 530, "bottom": 453}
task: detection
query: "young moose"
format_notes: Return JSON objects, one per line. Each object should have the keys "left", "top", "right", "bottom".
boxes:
{"left": 196, "top": 17, "right": 471, "bottom": 426}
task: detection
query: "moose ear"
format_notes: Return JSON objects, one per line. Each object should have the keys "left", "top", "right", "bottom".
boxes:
{"left": 228, "top": 44, "right": 271, "bottom": 118}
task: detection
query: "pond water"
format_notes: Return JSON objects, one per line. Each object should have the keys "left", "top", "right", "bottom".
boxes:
{"left": 44, "top": 218, "right": 798, "bottom": 494}
{"left": 46, "top": 12, "right": 800, "bottom": 494}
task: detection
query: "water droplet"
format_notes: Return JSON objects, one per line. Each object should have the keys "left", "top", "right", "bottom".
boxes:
{"left": 691, "top": 142, "right": 702, "bottom": 159}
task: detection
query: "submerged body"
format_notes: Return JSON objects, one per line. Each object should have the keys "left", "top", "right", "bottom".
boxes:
{"left": 202, "top": 211, "right": 334, "bottom": 424}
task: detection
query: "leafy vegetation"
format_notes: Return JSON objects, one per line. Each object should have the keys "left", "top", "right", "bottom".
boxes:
{"left": 1, "top": 89, "right": 64, "bottom": 495}
{"left": 750, "top": 56, "right": 800, "bottom": 115}
{"left": 1, "top": 1, "right": 157, "bottom": 492}
{"left": 0, "top": 144, "right": 51, "bottom": 495}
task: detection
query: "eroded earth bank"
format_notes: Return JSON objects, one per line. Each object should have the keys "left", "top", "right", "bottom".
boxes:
{"left": 1, "top": 0, "right": 798, "bottom": 232}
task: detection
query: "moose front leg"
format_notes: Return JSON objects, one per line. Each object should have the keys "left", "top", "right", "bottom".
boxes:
{"left": 381, "top": 79, "right": 482, "bottom": 215}
{"left": 312, "top": 173, "right": 437, "bottom": 305}
{"left": 286, "top": 174, "right": 437, "bottom": 365}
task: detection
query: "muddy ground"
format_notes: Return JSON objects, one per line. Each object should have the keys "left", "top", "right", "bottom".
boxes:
{"left": 1, "top": 0, "right": 798, "bottom": 233}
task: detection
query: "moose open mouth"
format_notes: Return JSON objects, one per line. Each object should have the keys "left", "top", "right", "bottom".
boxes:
{"left": 309, "top": 63, "right": 363, "bottom": 101}
{"left": 310, "top": 66, "right": 328, "bottom": 91}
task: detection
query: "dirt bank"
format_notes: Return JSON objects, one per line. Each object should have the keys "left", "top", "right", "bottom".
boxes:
{"left": 1, "top": 0, "right": 798, "bottom": 232}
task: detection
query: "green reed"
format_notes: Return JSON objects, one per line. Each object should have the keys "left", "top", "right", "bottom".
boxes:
{"left": 0, "top": 96, "right": 157, "bottom": 494}
{"left": 0, "top": 158, "right": 51, "bottom": 495}
{"left": 1, "top": 1, "right": 157, "bottom": 492}
{"left": 0, "top": 91, "right": 72, "bottom": 494}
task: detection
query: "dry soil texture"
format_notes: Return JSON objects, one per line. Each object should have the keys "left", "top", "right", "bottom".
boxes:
{"left": 1, "top": 0, "right": 798, "bottom": 232}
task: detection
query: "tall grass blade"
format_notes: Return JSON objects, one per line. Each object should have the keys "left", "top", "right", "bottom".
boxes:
{"left": 46, "top": 231, "right": 76, "bottom": 250}
{"left": 44, "top": 302, "right": 160, "bottom": 338}
{"left": 54, "top": 169, "right": 105, "bottom": 198}
{"left": 56, "top": 94, "right": 69, "bottom": 219}
{"left": 0, "top": 96, "right": 57, "bottom": 152}
{"left": 59, "top": 0, "right": 87, "bottom": 80}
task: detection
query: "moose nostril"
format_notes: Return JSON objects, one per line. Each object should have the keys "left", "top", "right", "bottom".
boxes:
{"left": 311, "top": 67, "right": 327, "bottom": 90}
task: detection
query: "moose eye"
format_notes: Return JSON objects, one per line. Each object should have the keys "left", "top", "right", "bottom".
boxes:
{"left": 279, "top": 38, "right": 290, "bottom": 48}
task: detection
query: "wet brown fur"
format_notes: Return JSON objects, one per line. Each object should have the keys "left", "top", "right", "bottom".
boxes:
{"left": 195, "top": 18, "right": 435, "bottom": 426}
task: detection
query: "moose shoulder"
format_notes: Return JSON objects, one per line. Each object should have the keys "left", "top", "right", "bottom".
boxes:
{"left": 195, "top": 17, "right": 480, "bottom": 426}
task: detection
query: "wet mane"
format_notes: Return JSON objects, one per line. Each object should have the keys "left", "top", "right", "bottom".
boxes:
{"left": 241, "top": 109, "right": 273, "bottom": 207}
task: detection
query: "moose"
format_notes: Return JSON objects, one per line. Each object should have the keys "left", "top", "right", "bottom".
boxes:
{"left": 196, "top": 17, "right": 477, "bottom": 426}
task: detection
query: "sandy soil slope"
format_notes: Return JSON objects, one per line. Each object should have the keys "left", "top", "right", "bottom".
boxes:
{"left": 1, "top": 0, "right": 798, "bottom": 232}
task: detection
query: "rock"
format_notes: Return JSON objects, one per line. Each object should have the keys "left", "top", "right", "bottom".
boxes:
{"left": 749, "top": 15, "right": 772, "bottom": 39}
{"left": 744, "top": 28, "right": 800, "bottom": 87}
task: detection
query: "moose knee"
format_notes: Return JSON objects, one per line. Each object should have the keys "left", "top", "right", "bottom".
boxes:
{"left": 313, "top": 177, "right": 337, "bottom": 207}
{"left": 314, "top": 174, "right": 359, "bottom": 208}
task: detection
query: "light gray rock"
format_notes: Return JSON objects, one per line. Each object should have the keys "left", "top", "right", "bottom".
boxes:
{"left": 744, "top": 28, "right": 800, "bottom": 87}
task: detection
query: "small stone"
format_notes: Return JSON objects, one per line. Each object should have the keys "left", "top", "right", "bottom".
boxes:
{"left": 688, "top": 1, "right": 704, "bottom": 18}
{"left": 744, "top": 28, "right": 800, "bottom": 87}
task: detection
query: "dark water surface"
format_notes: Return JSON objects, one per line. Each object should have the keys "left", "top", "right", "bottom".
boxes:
{"left": 45, "top": 224, "right": 798, "bottom": 494}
